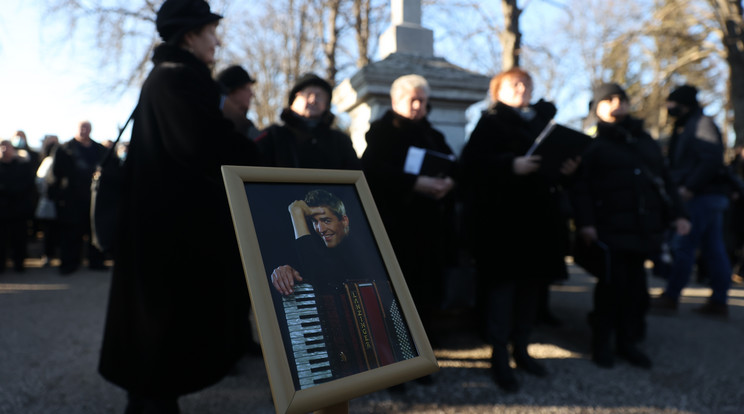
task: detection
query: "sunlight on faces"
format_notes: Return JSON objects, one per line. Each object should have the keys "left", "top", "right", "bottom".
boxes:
{"left": 77, "top": 121, "right": 91, "bottom": 139}
{"left": 183, "top": 22, "right": 220, "bottom": 65}
{"left": 596, "top": 95, "right": 629, "bottom": 123}
{"left": 310, "top": 206, "right": 349, "bottom": 248}
{"left": 496, "top": 75, "right": 532, "bottom": 108}
{"left": 291, "top": 86, "right": 329, "bottom": 119}
{"left": 392, "top": 87, "right": 428, "bottom": 121}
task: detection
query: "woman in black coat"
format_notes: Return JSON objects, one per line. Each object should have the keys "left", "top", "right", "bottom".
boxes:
{"left": 98, "top": 1, "right": 263, "bottom": 413}
{"left": 572, "top": 83, "right": 689, "bottom": 369}
{"left": 362, "top": 74, "right": 456, "bottom": 349}
{"left": 460, "top": 68, "right": 577, "bottom": 392}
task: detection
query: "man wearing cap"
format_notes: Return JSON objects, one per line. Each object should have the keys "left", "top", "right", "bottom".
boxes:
{"left": 216, "top": 65, "right": 260, "bottom": 140}
{"left": 255, "top": 73, "right": 361, "bottom": 169}
{"left": 573, "top": 82, "right": 690, "bottom": 369}
{"left": 652, "top": 84, "right": 732, "bottom": 318}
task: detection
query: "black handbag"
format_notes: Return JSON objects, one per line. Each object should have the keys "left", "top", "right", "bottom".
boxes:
{"left": 90, "top": 109, "right": 135, "bottom": 253}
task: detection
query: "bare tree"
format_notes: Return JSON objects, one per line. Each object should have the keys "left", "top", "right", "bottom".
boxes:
{"left": 707, "top": 0, "right": 744, "bottom": 147}
{"left": 353, "top": 0, "right": 372, "bottom": 67}
{"left": 499, "top": 0, "right": 521, "bottom": 71}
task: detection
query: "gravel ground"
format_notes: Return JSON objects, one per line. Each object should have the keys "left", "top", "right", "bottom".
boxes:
{"left": 1, "top": 258, "right": 742, "bottom": 414}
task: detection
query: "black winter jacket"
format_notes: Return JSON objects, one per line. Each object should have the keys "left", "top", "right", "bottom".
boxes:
{"left": 361, "top": 110, "right": 457, "bottom": 297}
{"left": 667, "top": 109, "right": 728, "bottom": 195}
{"left": 256, "top": 109, "right": 360, "bottom": 170}
{"left": 572, "top": 117, "right": 684, "bottom": 253}
{"left": 460, "top": 100, "right": 569, "bottom": 282}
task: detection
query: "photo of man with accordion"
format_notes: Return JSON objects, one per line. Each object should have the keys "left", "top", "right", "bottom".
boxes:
{"left": 267, "top": 188, "right": 416, "bottom": 390}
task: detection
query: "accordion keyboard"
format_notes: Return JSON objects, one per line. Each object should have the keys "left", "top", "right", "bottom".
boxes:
{"left": 282, "top": 283, "right": 334, "bottom": 389}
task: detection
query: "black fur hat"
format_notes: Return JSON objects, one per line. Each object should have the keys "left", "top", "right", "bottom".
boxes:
{"left": 156, "top": 0, "right": 222, "bottom": 45}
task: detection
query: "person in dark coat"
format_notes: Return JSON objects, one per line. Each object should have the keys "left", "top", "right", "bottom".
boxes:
{"left": 361, "top": 74, "right": 456, "bottom": 348}
{"left": 255, "top": 73, "right": 361, "bottom": 170}
{"left": 0, "top": 140, "right": 35, "bottom": 273}
{"left": 51, "top": 120, "right": 107, "bottom": 274}
{"left": 98, "top": 1, "right": 264, "bottom": 413}
{"left": 651, "top": 85, "right": 733, "bottom": 318}
{"left": 573, "top": 83, "right": 690, "bottom": 369}
{"left": 216, "top": 65, "right": 260, "bottom": 140}
{"left": 459, "top": 68, "right": 579, "bottom": 393}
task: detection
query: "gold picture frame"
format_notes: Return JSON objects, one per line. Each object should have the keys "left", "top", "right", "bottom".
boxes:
{"left": 221, "top": 166, "right": 439, "bottom": 414}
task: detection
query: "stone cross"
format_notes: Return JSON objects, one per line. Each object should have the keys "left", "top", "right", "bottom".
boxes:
{"left": 391, "top": 0, "right": 421, "bottom": 26}
{"left": 379, "top": 0, "right": 433, "bottom": 58}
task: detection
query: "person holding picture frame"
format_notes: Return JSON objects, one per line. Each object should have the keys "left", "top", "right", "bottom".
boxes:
{"left": 98, "top": 1, "right": 264, "bottom": 413}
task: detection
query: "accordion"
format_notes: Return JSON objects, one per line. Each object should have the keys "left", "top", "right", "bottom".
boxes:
{"left": 282, "top": 280, "right": 416, "bottom": 389}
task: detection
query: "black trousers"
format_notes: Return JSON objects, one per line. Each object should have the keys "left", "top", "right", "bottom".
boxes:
{"left": 58, "top": 220, "right": 105, "bottom": 272}
{"left": 0, "top": 219, "right": 28, "bottom": 271}
{"left": 591, "top": 249, "right": 649, "bottom": 345}
{"left": 486, "top": 279, "right": 541, "bottom": 352}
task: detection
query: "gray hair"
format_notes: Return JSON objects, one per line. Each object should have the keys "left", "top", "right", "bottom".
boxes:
{"left": 390, "top": 74, "right": 430, "bottom": 103}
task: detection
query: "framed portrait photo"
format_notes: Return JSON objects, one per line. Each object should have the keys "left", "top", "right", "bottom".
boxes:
{"left": 221, "top": 166, "right": 439, "bottom": 414}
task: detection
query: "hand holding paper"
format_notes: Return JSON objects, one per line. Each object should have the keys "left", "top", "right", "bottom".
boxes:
{"left": 513, "top": 155, "right": 541, "bottom": 175}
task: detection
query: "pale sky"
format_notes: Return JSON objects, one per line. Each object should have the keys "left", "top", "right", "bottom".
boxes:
{"left": 0, "top": 0, "right": 139, "bottom": 149}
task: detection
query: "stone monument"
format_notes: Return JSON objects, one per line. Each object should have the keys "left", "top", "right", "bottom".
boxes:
{"left": 333, "top": 0, "right": 490, "bottom": 156}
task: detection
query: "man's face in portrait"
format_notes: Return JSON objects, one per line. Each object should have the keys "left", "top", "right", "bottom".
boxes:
{"left": 310, "top": 206, "right": 349, "bottom": 248}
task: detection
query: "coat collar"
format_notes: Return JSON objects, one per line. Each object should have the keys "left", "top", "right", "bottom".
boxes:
{"left": 152, "top": 43, "right": 212, "bottom": 77}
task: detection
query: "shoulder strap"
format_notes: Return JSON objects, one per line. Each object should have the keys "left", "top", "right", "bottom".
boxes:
{"left": 97, "top": 107, "right": 136, "bottom": 168}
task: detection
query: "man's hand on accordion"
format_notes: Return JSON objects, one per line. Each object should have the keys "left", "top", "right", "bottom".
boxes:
{"left": 271, "top": 265, "right": 304, "bottom": 295}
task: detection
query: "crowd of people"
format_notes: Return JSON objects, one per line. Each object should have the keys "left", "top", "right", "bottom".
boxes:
{"left": 2, "top": 0, "right": 744, "bottom": 412}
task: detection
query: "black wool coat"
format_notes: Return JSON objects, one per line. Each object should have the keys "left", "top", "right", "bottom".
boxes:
{"left": 361, "top": 110, "right": 457, "bottom": 306}
{"left": 51, "top": 138, "right": 106, "bottom": 225}
{"left": 98, "top": 44, "right": 264, "bottom": 397}
{"left": 256, "top": 109, "right": 361, "bottom": 169}
{"left": 460, "top": 101, "right": 569, "bottom": 283}
{"left": 571, "top": 117, "right": 683, "bottom": 253}
{"left": 0, "top": 158, "right": 35, "bottom": 220}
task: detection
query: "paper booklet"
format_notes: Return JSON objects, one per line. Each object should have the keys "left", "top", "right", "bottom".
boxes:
{"left": 404, "top": 146, "right": 456, "bottom": 177}
{"left": 525, "top": 121, "right": 593, "bottom": 180}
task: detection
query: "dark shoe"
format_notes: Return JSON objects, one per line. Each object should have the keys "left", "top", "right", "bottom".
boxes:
{"left": 617, "top": 345, "right": 652, "bottom": 369}
{"left": 514, "top": 353, "right": 548, "bottom": 377}
{"left": 491, "top": 366, "right": 519, "bottom": 393}
{"left": 591, "top": 330, "right": 614, "bottom": 368}
{"left": 592, "top": 348, "right": 615, "bottom": 368}
{"left": 692, "top": 301, "right": 729, "bottom": 319}
{"left": 650, "top": 295, "right": 678, "bottom": 314}
{"left": 491, "top": 347, "right": 519, "bottom": 393}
